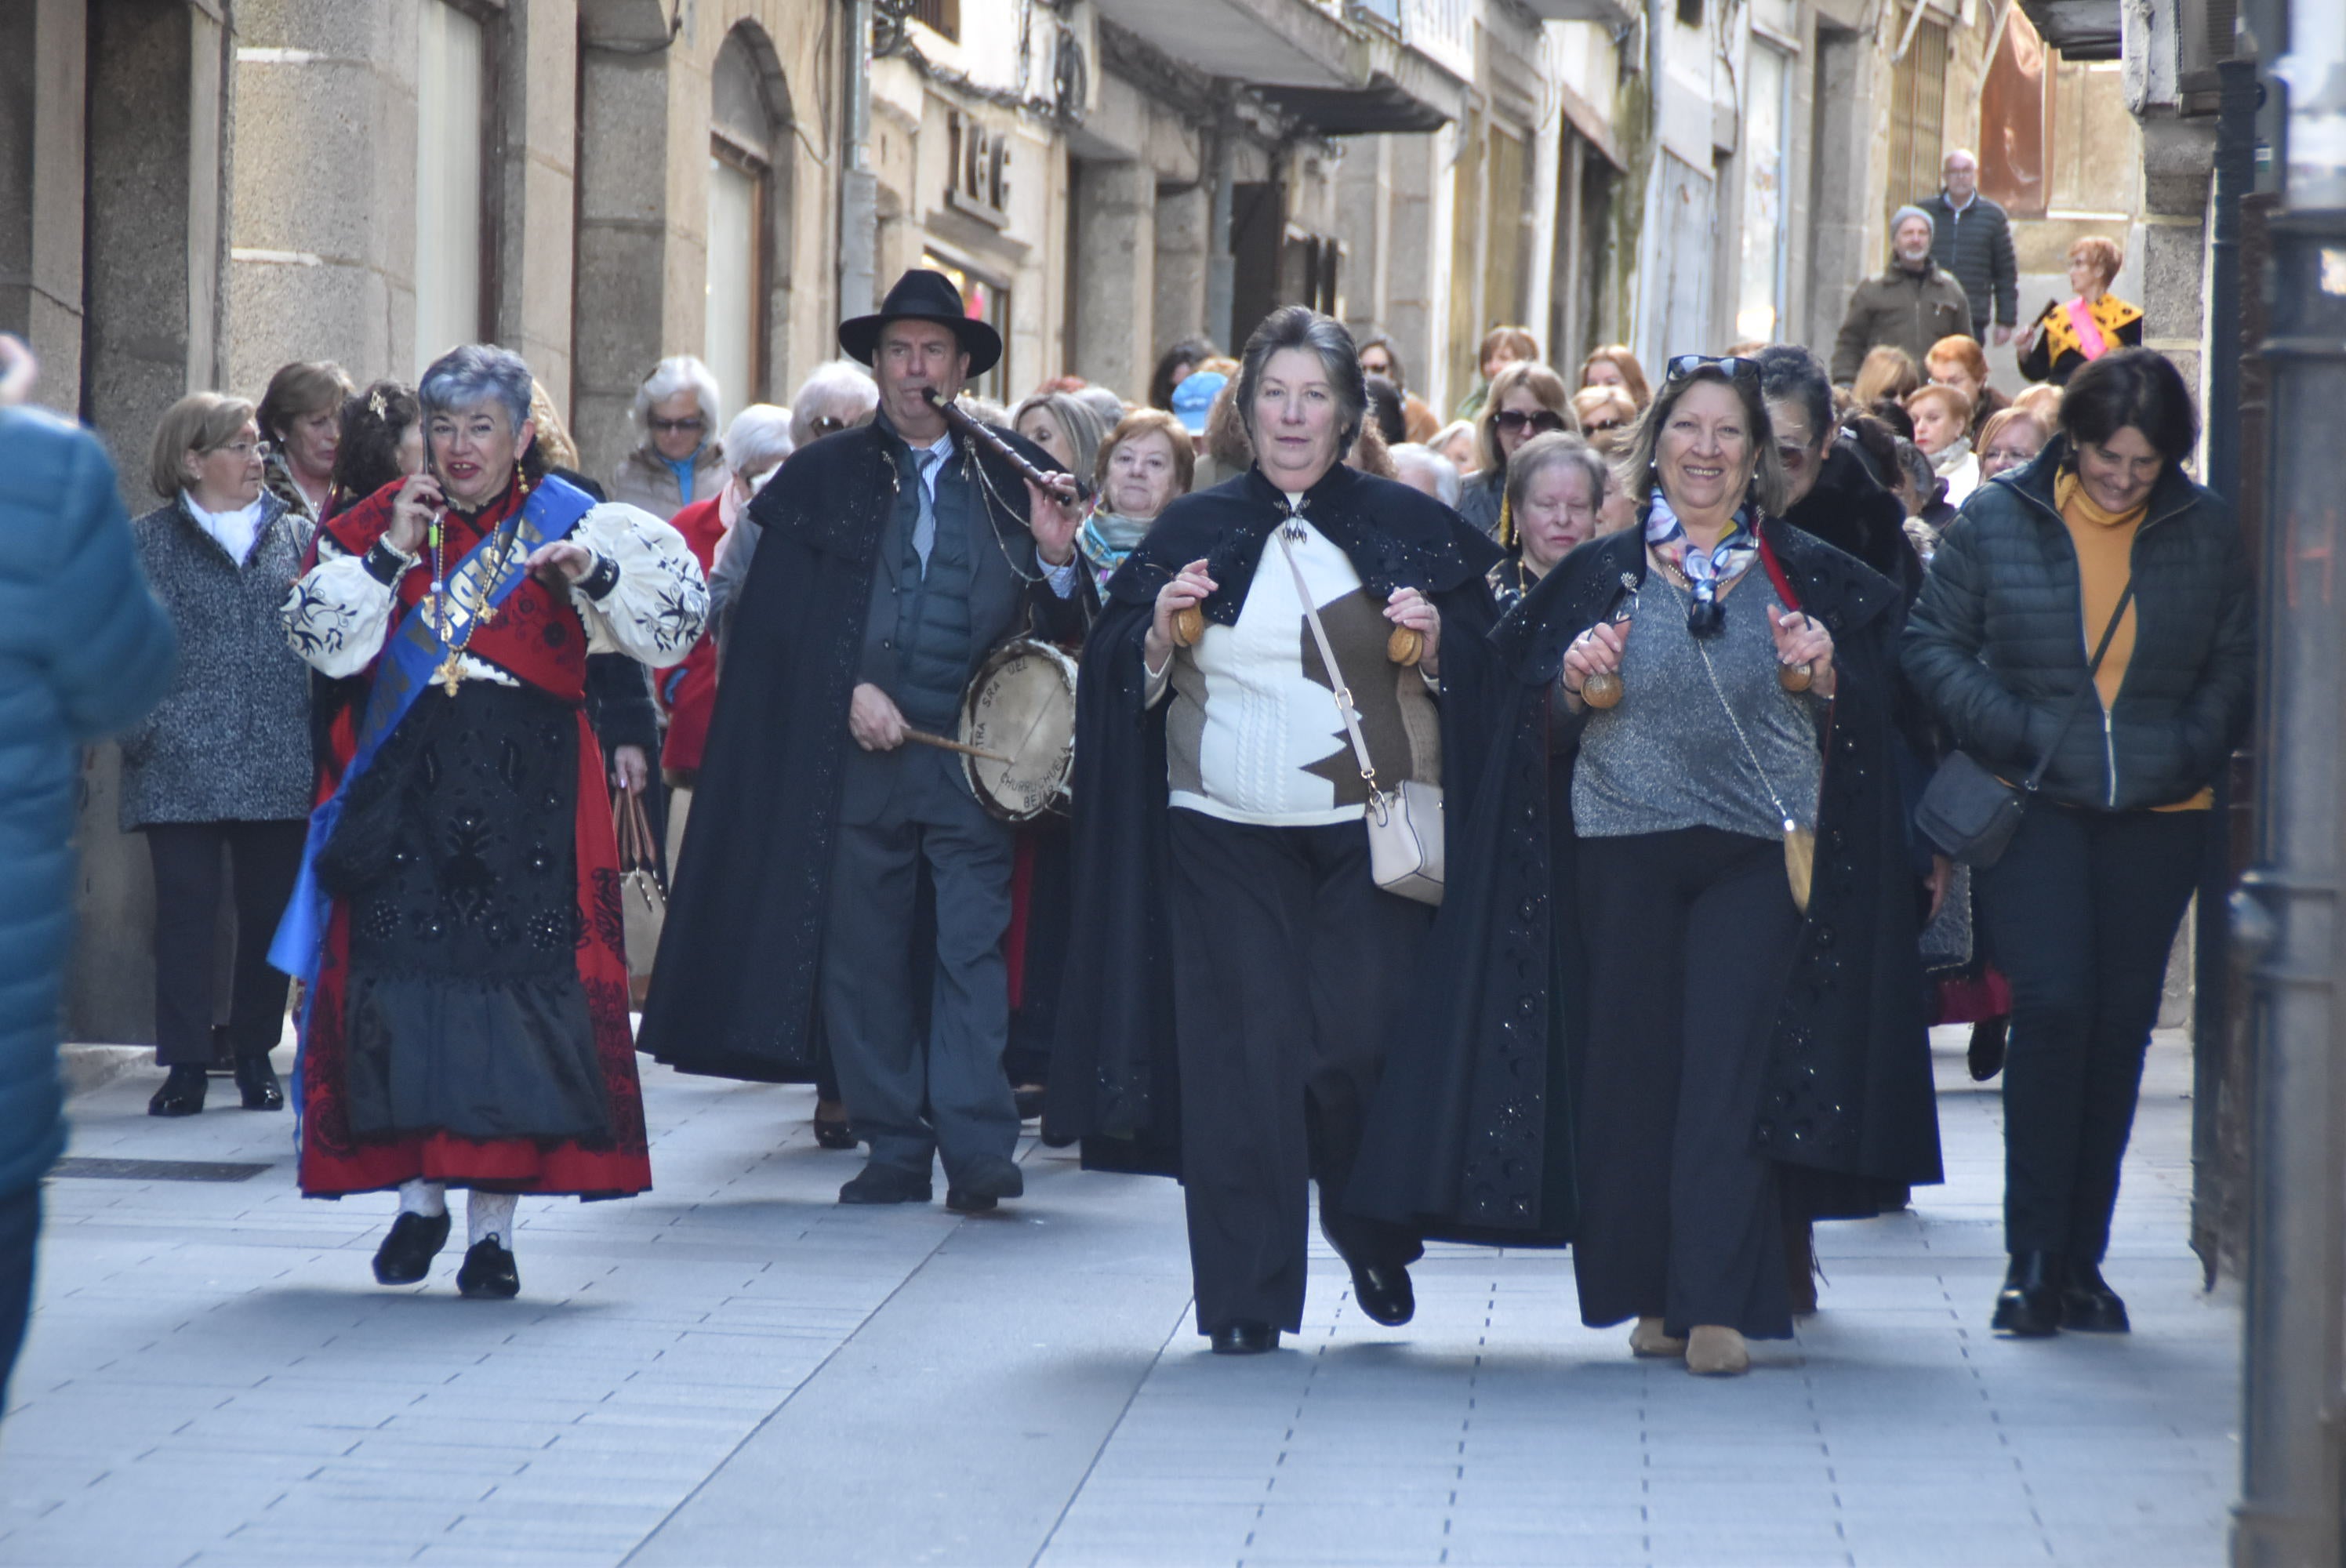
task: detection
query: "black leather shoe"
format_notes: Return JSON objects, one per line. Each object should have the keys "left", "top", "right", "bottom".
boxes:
{"left": 456, "top": 1238, "right": 521, "bottom": 1299}
{"left": 1209, "top": 1321, "right": 1280, "bottom": 1355}
{"left": 2061, "top": 1261, "right": 2131, "bottom": 1333}
{"left": 234, "top": 1053, "right": 285, "bottom": 1112}
{"left": 837, "top": 1164, "right": 935, "bottom": 1205}
{"left": 1968, "top": 1017, "right": 2010, "bottom": 1083}
{"left": 812, "top": 1116, "right": 856, "bottom": 1151}
{"left": 946, "top": 1156, "right": 1024, "bottom": 1210}
{"left": 1990, "top": 1250, "right": 2065, "bottom": 1337}
{"left": 147, "top": 1063, "right": 207, "bottom": 1117}
{"left": 372, "top": 1210, "right": 452, "bottom": 1285}
{"left": 1348, "top": 1262, "right": 1416, "bottom": 1327}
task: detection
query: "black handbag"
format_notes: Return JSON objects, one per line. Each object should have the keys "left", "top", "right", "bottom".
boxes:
{"left": 1916, "top": 577, "right": 2136, "bottom": 867}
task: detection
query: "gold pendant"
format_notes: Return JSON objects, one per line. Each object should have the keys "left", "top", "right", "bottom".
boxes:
{"left": 434, "top": 654, "right": 464, "bottom": 697}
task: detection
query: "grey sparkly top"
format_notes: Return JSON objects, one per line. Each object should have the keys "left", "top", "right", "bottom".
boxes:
{"left": 1572, "top": 575, "right": 1827, "bottom": 842}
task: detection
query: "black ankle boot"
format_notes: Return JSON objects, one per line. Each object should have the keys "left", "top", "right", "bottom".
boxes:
{"left": 234, "top": 1052, "right": 285, "bottom": 1112}
{"left": 147, "top": 1063, "right": 207, "bottom": 1116}
{"left": 2061, "top": 1260, "right": 2130, "bottom": 1333}
{"left": 1990, "top": 1250, "right": 2065, "bottom": 1337}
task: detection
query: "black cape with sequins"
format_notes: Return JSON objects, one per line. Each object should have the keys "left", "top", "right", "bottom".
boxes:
{"left": 1043, "top": 463, "right": 1502, "bottom": 1176}
{"left": 1346, "top": 520, "right": 1944, "bottom": 1245}
{"left": 636, "top": 418, "right": 1082, "bottom": 1083}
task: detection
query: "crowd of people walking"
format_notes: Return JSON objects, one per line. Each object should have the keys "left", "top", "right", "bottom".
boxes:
{"left": 0, "top": 134, "right": 2249, "bottom": 1408}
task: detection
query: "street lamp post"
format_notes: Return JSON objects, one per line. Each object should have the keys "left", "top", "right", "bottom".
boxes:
{"left": 2233, "top": 9, "right": 2346, "bottom": 1560}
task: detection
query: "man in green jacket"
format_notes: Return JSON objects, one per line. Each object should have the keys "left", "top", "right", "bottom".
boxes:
{"left": 1831, "top": 207, "right": 1975, "bottom": 385}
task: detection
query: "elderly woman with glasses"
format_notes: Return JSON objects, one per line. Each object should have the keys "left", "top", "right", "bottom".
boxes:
{"left": 125, "top": 394, "right": 318, "bottom": 1118}
{"left": 1458, "top": 361, "right": 1577, "bottom": 539}
{"left": 1364, "top": 354, "right": 1940, "bottom": 1377}
{"left": 280, "top": 343, "right": 706, "bottom": 1300}
{"left": 1052, "top": 306, "right": 1501, "bottom": 1356}
{"left": 612, "top": 355, "right": 725, "bottom": 520}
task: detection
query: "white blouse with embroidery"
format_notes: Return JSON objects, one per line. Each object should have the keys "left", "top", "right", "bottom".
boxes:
{"left": 281, "top": 500, "right": 709, "bottom": 684}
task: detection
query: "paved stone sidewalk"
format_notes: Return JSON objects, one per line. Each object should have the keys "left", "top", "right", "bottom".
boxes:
{"left": 0, "top": 1030, "right": 2237, "bottom": 1567}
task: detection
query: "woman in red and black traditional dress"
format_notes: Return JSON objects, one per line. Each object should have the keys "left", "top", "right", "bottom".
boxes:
{"left": 278, "top": 345, "right": 706, "bottom": 1298}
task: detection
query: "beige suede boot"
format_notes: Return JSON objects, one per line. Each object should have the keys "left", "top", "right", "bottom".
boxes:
{"left": 1629, "top": 1316, "right": 1687, "bottom": 1358}
{"left": 1686, "top": 1325, "right": 1750, "bottom": 1376}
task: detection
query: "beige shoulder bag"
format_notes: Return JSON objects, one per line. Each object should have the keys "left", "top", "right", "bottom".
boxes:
{"left": 1275, "top": 527, "right": 1444, "bottom": 906}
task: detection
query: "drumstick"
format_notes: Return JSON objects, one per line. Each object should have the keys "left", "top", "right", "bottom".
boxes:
{"left": 902, "top": 728, "right": 1015, "bottom": 766}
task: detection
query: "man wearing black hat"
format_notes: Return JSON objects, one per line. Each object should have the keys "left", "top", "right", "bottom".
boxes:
{"left": 638, "top": 270, "right": 1087, "bottom": 1212}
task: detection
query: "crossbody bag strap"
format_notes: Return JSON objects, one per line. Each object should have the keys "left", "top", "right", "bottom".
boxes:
{"left": 1275, "top": 525, "right": 1383, "bottom": 800}
{"left": 2021, "top": 575, "right": 2138, "bottom": 793}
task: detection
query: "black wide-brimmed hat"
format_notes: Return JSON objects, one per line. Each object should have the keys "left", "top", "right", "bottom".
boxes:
{"left": 838, "top": 269, "right": 1003, "bottom": 378}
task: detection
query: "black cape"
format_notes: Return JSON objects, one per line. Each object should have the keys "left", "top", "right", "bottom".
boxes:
{"left": 1349, "top": 520, "right": 1945, "bottom": 1244}
{"left": 636, "top": 419, "right": 1083, "bottom": 1082}
{"left": 1043, "top": 463, "right": 1503, "bottom": 1175}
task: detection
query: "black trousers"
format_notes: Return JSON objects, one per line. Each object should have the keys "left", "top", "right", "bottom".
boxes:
{"left": 1167, "top": 811, "right": 1427, "bottom": 1335}
{"left": 1574, "top": 827, "right": 1806, "bottom": 1340}
{"left": 145, "top": 819, "right": 307, "bottom": 1068}
{"left": 0, "top": 1184, "right": 35, "bottom": 1415}
{"left": 1974, "top": 804, "right": 2206, "bottom": 1261}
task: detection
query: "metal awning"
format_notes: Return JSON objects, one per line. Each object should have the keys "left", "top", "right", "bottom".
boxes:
{"left": 2015, "top": 0, "right": 2120, "bottom": 58}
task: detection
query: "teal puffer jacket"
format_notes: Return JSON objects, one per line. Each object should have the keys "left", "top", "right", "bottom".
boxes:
{"left": 0, "top": 409, "right": 176, "bottom": 1196}
{"left": 1901, "top": 435, "right": 2254, "bottom": 813}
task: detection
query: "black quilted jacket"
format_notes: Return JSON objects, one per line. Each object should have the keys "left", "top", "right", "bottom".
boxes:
{"left": 1901, "top": 437, "right": 2254, "bottom": 812}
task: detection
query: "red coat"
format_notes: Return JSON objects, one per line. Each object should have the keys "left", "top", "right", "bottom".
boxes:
{"left": 659, "top": 495, "right": 725, "bottom": 774}
{"left": 296, "top": 477, "right": 650, "bottom": 1198}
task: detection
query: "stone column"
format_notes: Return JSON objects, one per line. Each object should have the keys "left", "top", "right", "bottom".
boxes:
{"left": 1070, "top": 158, "right": 1156, "bottom": 400}
{"left": 572, "top": 0, "right": 710, "bottom": 481}
{"left": 1382, "top": 134, "right": 1437, "bottom": 413}
{"left": 224, "top": 0, "right": 417, "bottom": 397}
{"left": 1154, "top": 183, "right": 1211, "bottom": 358}
{"left": 493, "top": 0, "right": 580, "bottom": 412}
{"left": 0, "top": 0, "right": 88, "bottom": 416}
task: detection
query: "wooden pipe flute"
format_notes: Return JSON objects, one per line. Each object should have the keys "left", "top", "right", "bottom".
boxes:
{"left": 921, "top": 389, "right": 1092, "bottom": 505}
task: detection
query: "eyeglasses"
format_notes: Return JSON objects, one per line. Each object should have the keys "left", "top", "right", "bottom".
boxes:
{"left": 649, "top": 416, "right": 706, "bottom": 436}
{"left": 1494, "top": 408, "right": 1569, "bottom": 435}
{"left": 208, "top": 440, "right": 273, "bottom": 461}
{"left": 1665, "top": 354, "right": 1760, "bottom": 383}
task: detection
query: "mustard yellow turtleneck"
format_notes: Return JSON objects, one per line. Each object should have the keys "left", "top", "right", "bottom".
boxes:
{"left": 2056, "top": 470, "right": 2211, "bottom": 810}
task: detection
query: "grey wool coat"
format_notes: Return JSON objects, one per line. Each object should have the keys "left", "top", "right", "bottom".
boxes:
{"left": 118, "top": 492, "right": 317, "bottom": 829}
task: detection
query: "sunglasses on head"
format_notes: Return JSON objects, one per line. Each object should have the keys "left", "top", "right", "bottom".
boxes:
{"left": 1665, "top": 354, "right": 1760, "bottom": 383}
{"left": 1494, "top": 408, "right": 1569, "bottom": 434}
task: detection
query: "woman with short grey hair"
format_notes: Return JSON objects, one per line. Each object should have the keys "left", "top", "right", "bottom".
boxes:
{"left": 612, "top": 354, "right": 725, "bottom": 519}
{"left": 1052, "top": 305, "right": 1502, "bottom": 1356}
{"left": 281, "top": 342, "right": 707, "bottom": 1301}
{"left": 787, "top": 360, "right": 879, "bottom": 448}
{"left": 1487, "top": 432, "right": 1605, "bottom": 612}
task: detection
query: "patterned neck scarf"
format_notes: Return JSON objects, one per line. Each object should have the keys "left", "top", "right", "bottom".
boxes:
{"left": 1079, "top": 510, "right": 1153, "bottom": 579}
{"left": 1645, "top": 492, "right": 1760, "bottom": 633}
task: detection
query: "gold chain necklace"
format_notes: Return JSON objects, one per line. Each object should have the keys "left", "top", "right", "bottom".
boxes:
{"left": 427, "top": 484, "right": 528, "bottom": 697}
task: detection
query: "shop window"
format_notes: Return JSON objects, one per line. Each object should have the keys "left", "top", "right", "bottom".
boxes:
{"left": 707, "top": 31, "right": 777, "bottom": 407}
{"left": 415, "top": 0, "right": 485, "bottom": 376}
{"left": 921, "top": 250, "right": 1008, "bottom": 403}
{"left": 1736, "top": 42, "right": 1792, "bottom": 341}
{"left": 913, "top": 0, "right": 961, "bottom": 42}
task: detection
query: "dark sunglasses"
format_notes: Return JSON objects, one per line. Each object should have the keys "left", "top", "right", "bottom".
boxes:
{"left": 1583, "top": 418, "right": 1625, "bottom": 434}
{"left": 1665, "top": 354, "right": 1760, "bottom": 383}
{"left": 648, "top": 416, "right": 706, "bottom": 435}
{"left": 1494, "top": 408, "right": 1569, "bottom": 435}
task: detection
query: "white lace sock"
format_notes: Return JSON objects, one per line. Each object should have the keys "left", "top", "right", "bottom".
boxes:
{"left": 397, "top": 1178, "right": 448, "bottom": 1218}
{"left": 468, "top": 1191, "right": 518, "bottom": 1250}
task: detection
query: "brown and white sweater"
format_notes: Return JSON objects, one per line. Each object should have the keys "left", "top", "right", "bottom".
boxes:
{"left": 1149, "top": 516, "right": 1439, "bottom": 826}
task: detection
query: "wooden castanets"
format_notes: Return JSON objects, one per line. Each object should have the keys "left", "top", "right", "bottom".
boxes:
{"left": 1172, "top": 605, "right": 1425, "bottom": 667}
